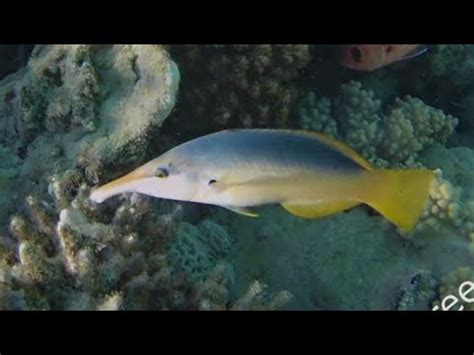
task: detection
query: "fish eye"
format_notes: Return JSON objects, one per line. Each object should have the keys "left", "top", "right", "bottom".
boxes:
{"left": 385, "top": 45, "right": 393, "bottom": 53}
{"left": 208, "top": 179, "right": 217, "bottom": 185}
{"left": 155, "top": 167, "right": 169, "bottom": 178}
{"left": 351, "top": 47, "right": 362, "bottom": 62}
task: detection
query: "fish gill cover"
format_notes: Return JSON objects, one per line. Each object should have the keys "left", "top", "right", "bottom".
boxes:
{"left": 0, "top": 44, "right": 473, "bottom": 310}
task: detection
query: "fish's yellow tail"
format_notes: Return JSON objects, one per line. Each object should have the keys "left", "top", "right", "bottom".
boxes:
{"left": 363, "top": 169, "right": 436, "bottom": 231}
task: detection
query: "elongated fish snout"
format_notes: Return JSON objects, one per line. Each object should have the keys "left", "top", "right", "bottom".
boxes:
{"left": 90, "top": 169, "right": 150, "bottom": 203}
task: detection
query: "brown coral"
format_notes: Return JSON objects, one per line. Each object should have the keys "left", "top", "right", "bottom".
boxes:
{"left": 169, "top": 45, "right": 311, "bottom": 131}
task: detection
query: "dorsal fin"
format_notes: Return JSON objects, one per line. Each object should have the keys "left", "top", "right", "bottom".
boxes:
{"left": 290, "top": 130, "right": 374, "bottom": 171}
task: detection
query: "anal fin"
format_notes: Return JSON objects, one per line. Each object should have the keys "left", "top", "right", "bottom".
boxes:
{"left": 281, "top": 200, "right": 359, "bottom": 219}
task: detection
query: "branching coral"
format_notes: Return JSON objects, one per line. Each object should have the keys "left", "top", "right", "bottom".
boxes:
{"left": 169, "top": 45, "right": 311, "bottom": 130}
{"left": 299, "top": 81, "right": 458, "bottom": 167}
{"left": 0, "top": 171, "right": 243, "bottom": 310}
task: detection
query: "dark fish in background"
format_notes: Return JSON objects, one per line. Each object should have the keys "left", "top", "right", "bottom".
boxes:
{"left": 340, "top": 44, "right": 428, "bottom": 71}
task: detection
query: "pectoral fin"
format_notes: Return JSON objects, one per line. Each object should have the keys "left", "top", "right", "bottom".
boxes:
{"left": 281, "top": 201, "right": 359, "bottom": 219}
{"left": 224, "top": 205, "right": 259, "bottom": 218}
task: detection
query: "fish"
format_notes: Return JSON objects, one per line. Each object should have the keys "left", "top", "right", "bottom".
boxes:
{"left": 90, "top": 129, "right": 436, "bottom": 231}
{"left": 340, "top": 44, "right": 428, "bottom": 72}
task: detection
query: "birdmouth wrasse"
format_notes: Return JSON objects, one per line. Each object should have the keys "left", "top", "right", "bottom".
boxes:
{"left": 90, "top": 129, "right": 436, "bottom": 231}
{"left": 340, "top": 44, "right": 428, "bottom": 72}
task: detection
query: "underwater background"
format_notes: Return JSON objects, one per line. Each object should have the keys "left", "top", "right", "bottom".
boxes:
{"left": 0, "top": 44, "right": 473, "bottom": 310}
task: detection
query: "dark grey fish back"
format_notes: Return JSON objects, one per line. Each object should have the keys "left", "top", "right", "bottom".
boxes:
{"left": 174, "top": 129, "right": 365, "bottom": 172}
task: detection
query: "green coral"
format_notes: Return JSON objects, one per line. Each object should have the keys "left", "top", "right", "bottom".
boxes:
{"left": 380, "top": 96, "right": 457, "bottom": 164}
{"left": 299, "top": 81, "right": 458, "bottom": 167}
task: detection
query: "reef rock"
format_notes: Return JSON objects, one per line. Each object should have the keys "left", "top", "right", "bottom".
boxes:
{"left": 0, "top": 45, "right": 180, "bottom": 225}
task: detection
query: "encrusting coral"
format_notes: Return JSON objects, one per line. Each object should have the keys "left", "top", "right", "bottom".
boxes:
{"left": 168, "top": 220, "right": 237, "bottom": 284}
{"left": 299, "top": 81, "right": 458, "bottom": 167}
{"left": 169, "top": 45, "right": 311, "bottom": 131}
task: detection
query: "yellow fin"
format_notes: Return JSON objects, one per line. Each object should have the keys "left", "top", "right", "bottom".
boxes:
{"left": 281, "top": 201, "right": 359, "bottom": 219}
{"left": 362, "top": 169, "right": 436, "bottom": 231}
{"left": 224, "top": 206, "right": 259, "bottom": 218}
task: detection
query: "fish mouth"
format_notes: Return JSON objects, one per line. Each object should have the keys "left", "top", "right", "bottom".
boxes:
{"left": 90, "top": 168, "right": 149, "bottom": 203}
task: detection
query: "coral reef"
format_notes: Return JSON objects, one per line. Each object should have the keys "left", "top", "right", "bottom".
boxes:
{"left": 195, "top": 263, "right": 293, "bottom": 310}
{"left": 169, "top": 45, "right": 311, "bottom": 131}
{"left": 1, "top": 45, "right": 474, "bottom": 311}
{"left": 0, "top": 45, "right": 180, "bottom": 225}
{"left": 299, "top": 81, "right": 458, "bottom": 167}
{"left": 0, "top": 176, "right": 245, "bottom": 309}
{"left": 416, "top": 144, "right": 474, "bottom": 253}
{"left": 392, "top": 270, "right": 438, "bottom": 310}
{"left": 0, "top": 45, "right": 295, "bottom": 310}
{"left": 1, "top": 182, "right": 183, "bottom": 310}
{"left": 0, "top": 181, "right": 291, "bottom": 310}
